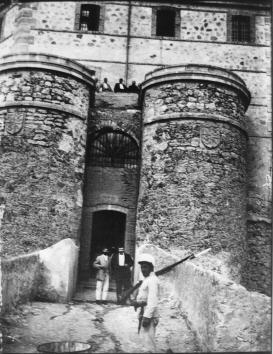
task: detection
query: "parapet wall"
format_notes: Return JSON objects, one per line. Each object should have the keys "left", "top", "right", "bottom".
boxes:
{"left": 0, "top": 53, "right": 95, "bottom": 256}
{"left": 1, "top": 239, "right": 79, "bottom": 313}
{"left": 137, "top": 244, "right": 271, "bottom": 352}
{"left": 1, "top": 253, "right": 40, "bottom": 313}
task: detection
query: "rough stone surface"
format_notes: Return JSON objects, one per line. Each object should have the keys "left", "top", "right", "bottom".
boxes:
{"left": 142, "top": 81, "right": 247, "bottom": 125}
{"left": 79, "top": 93, "right": 141, "bottom": 273}
{"left": 37, "top": 239, "right": 79, "bottom": 302}
{"left": 137, "top": 244, "right": 271, "bottom": 352}
{"left": 1, "top": 253, "right": 40, "bottom": 313}
{"left": 138, "top": 79, "right": 248, "bottom": 281}
{"left": 0, "top": 0, "right": 271, "bottom": 297}
{"left": 2, "top": 239, "right": 79, "bottom": 311}
{"left": 0, "top": 66, "right": 92, "bottom": 256}
{"left": 180, "top": 10, "right": 227, "bottom": 42}
{"left": 2, "top": 299, "right": 199, "bottom": 353}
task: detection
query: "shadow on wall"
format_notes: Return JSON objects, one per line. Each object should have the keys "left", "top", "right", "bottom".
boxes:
{"left": 1, "top": 238, "right": 78, "bottom": 313}
{"left": 137, "top": 244, "right": 271, "bottom": 352}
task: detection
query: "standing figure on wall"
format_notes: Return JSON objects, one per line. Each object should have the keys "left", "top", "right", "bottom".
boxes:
{"left": 99, "top": 77, "right": 112, "bottom": 92}
{"left": 111, "top": 247, "right": 134, "bottom": 304}
{"left": 114, "top": 78, "right": 127, "bottom": 92}
{"left": 93, "top": 247, "right": 110, "bottom": 304}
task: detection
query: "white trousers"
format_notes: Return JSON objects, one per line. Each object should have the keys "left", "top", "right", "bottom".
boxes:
{"left": 140, "top": 318, "right": 158, "bottom": 353}
{"left": 96, "top": 274, "right": 109, "bottom": 300}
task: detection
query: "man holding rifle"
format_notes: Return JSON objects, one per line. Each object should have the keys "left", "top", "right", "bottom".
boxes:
{"left": 131, "top": 254, "right": 160, "bottom": 353}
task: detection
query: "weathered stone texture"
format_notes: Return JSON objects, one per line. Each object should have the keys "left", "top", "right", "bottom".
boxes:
{"left": 2, "top": 239, "right": 79, "bottom": 312}
{"left": 29, "top": 30, "right": 127, "bottom": 62}
{"left": 175, "top": 259, "right": 271, "bottom": 352}
{"left": 0, "top": 36, "right": 14, "bottom": 57}
{"left": 0, "top": 108, "right": 87, "bottom": 256}
{"left": 131, "top": 6, "right": 152, "bottom": 37}
{"left": 243, "top": 221, "right": 271, "bottom": 296}
{"left": 143, "top": 82, "right": 246, "bottom": 125}
{"left": 2, "top": 253, "right": 40, "bottom": 313}
{"left": 138, "top": 244, "right": 271, "bottom": 352}
{"left": 104, "top": 3, "right": 128, "bottom": 35}
{"left": 0, "top": 59, "right": 93, "bottom": 256}
{"left": 129, "top": 38, "right": 268, "bottom": 71}
{"left": 180, "top": 10, "right": 227, "bottom": 42}
{"left": 31, "top": 2, "right": 76, "bottom": 31}
{"left": 0, "top": 70, "right": 90, "bottom": 116}
{"left": 1, "top": 4, "right": 18, "bottom": 39}
{"left": 79, "top": 93, "right": 141, "bottom": 272}
{"left": 255, "top": 15, "right": 271, "bottom": 46}
{"left": 138, "top": 120, "right": 247, "bottom": 276}
{"left": 138, "top": 70, "right": 249, "bottom": 280}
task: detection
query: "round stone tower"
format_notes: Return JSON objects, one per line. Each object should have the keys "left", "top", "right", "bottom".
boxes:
{"left": 137, "top": 65, "right": 250, "bottom": 280}
{"left": 0, "top": 53, "right": 95, "bottom": 256}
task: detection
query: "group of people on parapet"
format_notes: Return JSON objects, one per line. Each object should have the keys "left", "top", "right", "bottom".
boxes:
{"left": 94, "top": 77, "right": 140, "bottom": 93}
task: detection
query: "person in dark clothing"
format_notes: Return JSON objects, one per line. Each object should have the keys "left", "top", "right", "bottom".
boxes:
{"left": 128, "top": 80, "right": 140, "bottom": 93}
{"left": 111, "top": 247, "right": 134, "bottom": 304}
{"left": 114, "top": 78, "right": 127, "bottom": 93}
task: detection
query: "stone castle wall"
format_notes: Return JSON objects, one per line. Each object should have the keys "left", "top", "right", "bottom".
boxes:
{"left": 138, "top": 66, "right": 250, "bottom": 281}
{"left": 0, "top": 1, "right": 271, "bottom": 294}
{"left": 0, "top": 54, "right": 94, "bottom": 256}
{"left": 79, "top": 93, "right": 141, "bottom": 272}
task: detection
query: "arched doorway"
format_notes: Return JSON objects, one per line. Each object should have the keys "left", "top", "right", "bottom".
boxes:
{"left": 90, "top": 210, "right": 126, "bottom": 277}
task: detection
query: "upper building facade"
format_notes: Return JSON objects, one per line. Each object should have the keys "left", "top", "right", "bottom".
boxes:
{"left": 0, "top": 0, "right": 271, "bottom": 296}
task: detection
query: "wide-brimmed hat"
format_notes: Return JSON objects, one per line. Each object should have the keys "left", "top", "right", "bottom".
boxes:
{"left": 138, "top": 253, "right": 155, "bottom": 267}
{"left": 102, "top": 248, "right": 109, "bottom": 253}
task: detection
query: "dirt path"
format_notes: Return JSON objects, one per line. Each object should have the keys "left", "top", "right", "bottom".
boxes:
{"left": 2, "top": 296, "right": 200, "bottom": 353}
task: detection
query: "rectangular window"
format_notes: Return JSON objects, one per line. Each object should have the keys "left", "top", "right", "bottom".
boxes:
{"left": 156, "top": 9, "right": 176, "bottom": 37}
{"left": 80, "top": 4, "right": 100, "bottom": 31}
{"left": 231, "top": 15, "right": 251, "bottom": 42}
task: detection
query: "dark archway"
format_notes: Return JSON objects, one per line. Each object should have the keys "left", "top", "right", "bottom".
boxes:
{"left": 89, "top": 210, "right": 126, "bottom": 277}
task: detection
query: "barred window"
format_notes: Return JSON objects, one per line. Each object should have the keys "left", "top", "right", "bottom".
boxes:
{"left": 231, "top": 15, "right": 251, "bottom": 42}
{"left": 88, "top": 128, "right": 139, "bottom": 168}
{"left": 79, "top": 4, "right": 100, "bottom": 31}
{"left": 156, "top": 8, "right": 176, "bottom": 37}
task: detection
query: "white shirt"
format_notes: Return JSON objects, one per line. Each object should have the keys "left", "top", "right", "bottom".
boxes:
{"left": 137, "top": 272, "right": 160, "bottom": 318}
{"left": 118, "top": 253, "right": 125, "bottom": 266}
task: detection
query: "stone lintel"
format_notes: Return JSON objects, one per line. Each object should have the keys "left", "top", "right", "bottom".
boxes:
{"left": 0, "top": 101, "right": 86, "bottom": 120}
{"left": 144, "top": 111, "right": 248, "bottom": 134}
{"left": 141, "top": 64, "right": 251, "bottom": 109}
{"left": 0, "top": 53, "right": 96, "bottom": 88}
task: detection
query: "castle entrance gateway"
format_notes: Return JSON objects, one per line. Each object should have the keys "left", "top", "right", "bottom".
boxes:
{"left": 78, "top": 127, "right": 140, "bottom": 281}
{"left": 89, "top": 210, "right": 126, "bottom": 276}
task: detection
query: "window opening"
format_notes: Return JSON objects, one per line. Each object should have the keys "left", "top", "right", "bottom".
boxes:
{"left": 88, "top": 128, "right": 139, "bottom": 168}
{"left": 231, "top": 15, "right": 251, "bottom": 42}
{"left": 80, "top": 4, "right": 100, "bottom": 31}
{"left": 156, "top": 8, "right": 176, "bottom": 37}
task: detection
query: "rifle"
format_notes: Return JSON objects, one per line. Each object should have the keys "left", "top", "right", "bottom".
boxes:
{"left": 120, "top": 248, "right": 211, "bottom": 303}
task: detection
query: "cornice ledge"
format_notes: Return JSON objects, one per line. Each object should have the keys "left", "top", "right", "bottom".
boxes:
{"left": 0, "top": 52, "right": 95, "bottom": 88}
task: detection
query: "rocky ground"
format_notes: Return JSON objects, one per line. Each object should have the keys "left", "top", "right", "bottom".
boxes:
{"left": 2, "top": 287, "right": 200, "bottom": 353}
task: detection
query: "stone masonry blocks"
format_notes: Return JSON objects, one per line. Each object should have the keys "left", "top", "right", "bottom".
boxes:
{"left": 0, "top": 54, "right": 95, "bottom": 257}
{"left": 138, "top": 65, "right": 250, "bottom": 282}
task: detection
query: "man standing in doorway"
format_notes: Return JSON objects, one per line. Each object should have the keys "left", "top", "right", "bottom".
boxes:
{"left": 93, "top": 247, "right": 110, "bottom": 304}
{"left": 131, "top": 254, "right": 160, "bottom": 353}
{"left": 111, "top": 247, "right": 134, "bottom": 304}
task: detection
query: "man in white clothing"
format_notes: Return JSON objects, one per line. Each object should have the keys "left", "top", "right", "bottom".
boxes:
{"left": 131, "top": 253, "right": 160, "bottom": 353}
{"left": 93, "top": 247, "right": 110, "bottom": 304}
